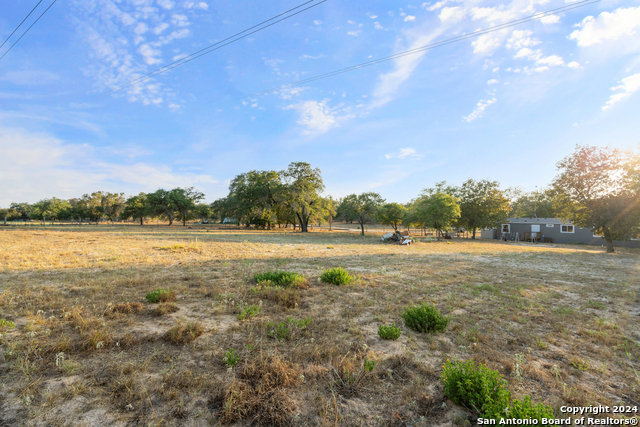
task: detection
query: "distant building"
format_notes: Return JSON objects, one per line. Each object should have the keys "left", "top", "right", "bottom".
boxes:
{"left": 480, "top": 218, "right": 640, "bottom": 248}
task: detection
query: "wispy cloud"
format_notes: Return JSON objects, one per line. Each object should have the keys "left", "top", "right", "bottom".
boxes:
{"left": 463, "top": 97, "right": 497, "bottom": 122}
{"left": 602, "top": 73, "right": 640, "bottom": 111}
{"left": 384, "top": 147, "right": 424, "bottom": 160}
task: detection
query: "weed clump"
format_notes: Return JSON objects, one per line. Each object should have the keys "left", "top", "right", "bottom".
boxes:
{"left": 155, "top": 303, "right": 180, "bottom": 316}
{"left": 223, "top": 348, "right": 241, "bottom": 368}
{"left": 442, "top": 359, "right": 553, "bottom": 420}
{"left": 378, "top": 323, "right": 402, "bottom": 340}
{"left": 164, "top": 321, "right": 204, "bottom": 344}
{"left": 0, "top": 319, "right": 16, "bottom": 330}
{"left": 146, "top": 288, "right": 176, "bottom": 303}
{"left": 320, "top": 267, "right": 354, "bottom": 285}
{"left": 254, "top": 271, "right": 305, "bottom": 288}
{"left": 237, "top": 304, "right": 261, "bottom": 321}
{"left": 402, "top": 303, "right": 449, "bottom": 333}
{"left": 214, "top": 354, "right": 302, "bottom": 425}
{"left": 108, "top": 302, "right": 145, "bottom": 315}
{"left": 267, "top": 317, "right": 312, "bottom": 341}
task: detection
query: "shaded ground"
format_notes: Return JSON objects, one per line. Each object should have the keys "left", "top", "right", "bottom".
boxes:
{"left": 0, "top": 226, "right": 639, "bottom": 426}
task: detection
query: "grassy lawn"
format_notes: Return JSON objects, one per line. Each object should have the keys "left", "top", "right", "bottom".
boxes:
{"left": 0, "top": 226, "right": 639, "bottom": 426}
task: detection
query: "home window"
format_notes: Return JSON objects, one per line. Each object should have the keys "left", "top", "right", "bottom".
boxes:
{"left": 546, "top": 224, "right": 554, "bottom": 228}
{"left": 501, "top": 224, "right": 510, "bottom": 233}
{"left": 561, "top": 225, "right": 575, "bottom": 233}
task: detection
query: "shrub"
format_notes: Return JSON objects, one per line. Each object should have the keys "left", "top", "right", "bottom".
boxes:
{"left": 146, "top": 288, "right": 176, "bottom": 303}
{"left": 378, "top": 323, "right": 402, "bottom": 340}
{"left": 320, "top": 267, "right": 354, "bottom": 285}
{"left": 401, "top": 303, "right": 449, "bottom": 333}
{"left": 237, "top": 304, "right": 261, "bottom": 321}
{"left": 442, "top": 359, "right": 554, "bottom": 421}
{"left": 223, "top": 348, "right": 241, "bottom": 367}
{"left": 507, "top": 395, "right": 555, "bottom": 421}
{"left": 442, "top": 359, "right": 509, "bottom": 418}
{"left": 164, "top": 321, "right": 204, "bottom": 344}
{"left": 254, "top": 271, "right": 305, "bottom": 288}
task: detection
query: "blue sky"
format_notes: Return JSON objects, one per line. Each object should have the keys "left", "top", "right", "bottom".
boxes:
{"left": 1, "top": 0, "right": 639, "bottom": 206}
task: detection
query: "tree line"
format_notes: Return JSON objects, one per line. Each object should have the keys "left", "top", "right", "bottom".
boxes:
{"left": 1, "top": 146, "right": 638, "bottom": 252}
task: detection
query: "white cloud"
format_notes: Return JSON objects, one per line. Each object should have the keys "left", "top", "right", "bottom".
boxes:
{"left": 157, "top": 0, "right": 175, "bottom": 10}
{"left": 171, "top": 14, "right": 190, "bottom": 27}
{"left": 138, "top": 43, "right": 162, "bottom": 65}
{"left": 463, "top": 97, "right": 497, "bottom": 122}
{"left": 196, "top": 2, "right": 208, "bottom": 10}
{"left": 567, "top": 61, "right": 582, "bottom": 69}
{"left": 374, "top": 22, "right": 384, "bottom": 30}
{"left": 506, "top": 30, "right": 540, "bottom": 50}
{"left": 372, "top": 28, "right": 444, "bottom": 106}
{"left": 348, "top": 31, "right": 362, "bottom": 36}
{"left": 439, "top": 7, "right": 465, "bottom": 23}
{"left": 536, "top": 55, "right": 564, "bottom": 66}
{"left": 384, "top": 147, "right": 424, "bottom": 160}
{"left": 404, "top": 15, "right": 416, "bottom": 22}
{"left": 153, "top": 23, "right": 170, "bottom": 34}
{"left": 487, "top": 79, "right": 499, "bottom": 85}
{"left": 313, "top": 20, "right": 322, "bottom": 25}
{"left": 0, "top": 128, "right": 216, "bottom": 206}
{"left": 569, "top": 7, "right": 640, "bottom": 47}
{"left": 540, "top": 15, "right": 560, "bottom": 24}
{"left": 470, "top": 7, "right": 515, "bottom": 23}
{"left": 285, "top": 100, "right": 340, "bottom": 135}
{"left": 602, "top": 73, "right": 640, "bottom": 110}
{"left": 514, "top": 47, "right": 542, "bottom": 60}
{"left": 369, "top": 14, "right": 378, "bottom": 19}
{"left": 472, "top": 33, "right": 502, "bottom": 54}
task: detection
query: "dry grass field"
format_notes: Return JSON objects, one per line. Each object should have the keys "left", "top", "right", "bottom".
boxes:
{"left": 0, "top": 225, "right": 639, "bottom": 426}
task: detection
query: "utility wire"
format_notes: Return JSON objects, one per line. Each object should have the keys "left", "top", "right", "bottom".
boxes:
{"left": 0, "top": 0, "right": 44, "bottom": 50}
{"left": 0, "top": 0, "right": 57, "bottom": 61}
{"left": 96, "top": 0, "right": 326, "bottom": 100}
{"left": 230, "top": 0, "right": 600, "bottom": 103}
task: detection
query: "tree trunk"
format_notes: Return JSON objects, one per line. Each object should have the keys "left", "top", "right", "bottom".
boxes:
{"left": 183, "top": 217, "right": 186, "bottom": 226}
{"left": 472, "top": 227, "right": 477, "bottom": 239}
{"left": 140, "top": 217, "right": 144, "bottom": 226}
{"left": 359, "top": 220, "right": 365, "bottom": 236}
{"left": 603, "top": 226, "right": 615, "bottom": 253}
{"left": 3, "top": 215, "right": 6, "bottom": 225}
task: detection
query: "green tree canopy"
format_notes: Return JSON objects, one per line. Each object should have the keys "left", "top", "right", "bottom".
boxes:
{"left": 457, "top": 179, "right": 511, "bottom": 239}
{"left": 122, "top": 193, "right": 148, "bottom": 225}
{"left": 412, "top": 192, "right": 461, "bottom": 240}
{"left": 229, "top": 170, "right": 281, "bottom": 229}
{"left": 377, "top": 202, "right": 407, "bottom": 231}
{"left": 552, "top": 145, "right": 640, "bottom": 253}
{"left": 281, "top": 162, "right": 325, "bottom": 232}
{"left": 339, "top": 192, "right": 385, "bottom": 235}
{"left": 509, "top": 187, "right": 557, "bottom": 219}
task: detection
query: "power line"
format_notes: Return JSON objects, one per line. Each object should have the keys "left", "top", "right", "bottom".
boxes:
{"left": 0, "top": 0, "right": 45, "bottom": 50}
{"left": 230, "top": 0, "right": 600, "bottom": 103}
{"left": 96, "top": 0, "right": 326, "bottom": 100}
{"left": 0, "top": 0, "right": 57, "bottom": 61}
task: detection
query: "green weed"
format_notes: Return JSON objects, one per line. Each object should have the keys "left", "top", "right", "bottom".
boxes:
{"left": 146, "top": 288, "right": 176, "bottom": 303}
{"left": 378, "top": 323, "right": 402, "bottom": 340}
{"left": 401, "top": 303, "right": 449, "bottom": 333}
{"left": 320, "top": 267, "right": 354, "bottom": 285}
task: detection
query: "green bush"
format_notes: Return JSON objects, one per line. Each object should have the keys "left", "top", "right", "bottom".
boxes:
{"left": 378, "top": 323, "right": 402, "bottom": 340}
{"left": 320, "top": 267, "right": 354, "bottom": 285}
{"left": 401, "top": 303, "right": 449, "bottom": 333}
{"left": 237, "top": 304, "right": 260, "bottom": 321}
{"left": 442, "top": 359, "right": 554, "bottom": 420}
{"left": 145, "top": 288, "right": 176, "bottom": 303}
{"left": 254, "top": 271, "right": 305, "bottom": 288}
{"left": 507, "top": 395, "right": 555, "bottom": 421}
